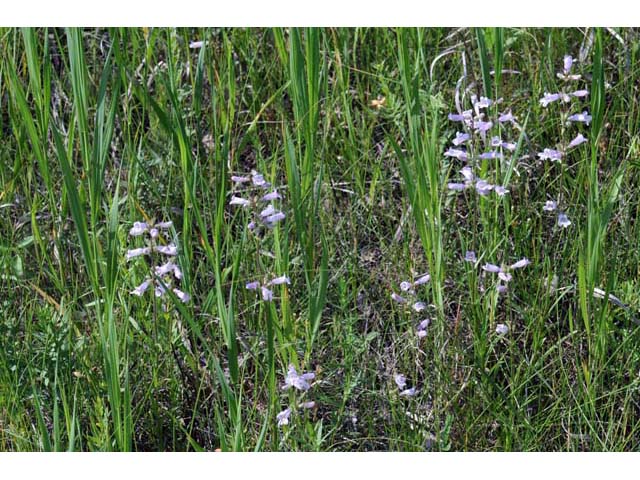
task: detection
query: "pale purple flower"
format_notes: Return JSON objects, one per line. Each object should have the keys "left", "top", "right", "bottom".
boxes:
{"left": 474, "top": 96, "right": 492, "bottom": 109}
{"left": 262, "top": 190, "right": 282, "bottom": 202}
{"left": 264, "top": 212, "right": 286, "bottom": 226}
{"left": 247, "top": 221, "right": 256, "bottom": 231}
{"left": 558, "top": 213, "right": 571, "bottom": 228}
{"left": 494, "top": 186, "right": 509, "bottom": 197}
{"left": 510, "top": 258, "right": 531, "bottom": 269}
{"left": 474, "top": 120, "right": 493, "bottom": 133}
{"left": 251, "top": 172, "right": 270, "bottom": 188}
{"left": 276, "top": 408, "right": 292, "bottom": 427}
{"left": 491, "top": 136, "right": 503, "bottom": 148}
{"left": 246, "top": 280, "right": 260, "bottom": 290}
{"left": 394, "top": 374, "right": 407, "bottom": 389}
{"left": 444, "top": 148, "right": 468, "bottom": 161}
{"left": 475, "top": 180, "right": 494, "bottom": 196}
{"left": 543, "top": 200, "right": 557, "bottom": 212}
{"left": 448, "top": 110, "right": 472, "bottom": 122}
{"left": 301, "top": 401, "right": 316, "bottom": 409}
{"left": 447, "top": 182, "right": 468, "bottom": 191}
{"left": 417, "top": 319, "right": 429, "bottom": 338}
{"left": 149, "top": 228, "right": 159, "bottom": 239}
{"left": 231, "top": 175, "right": 251, "bottom": 183}
{"left": 479, "top": 151, "right": 501, "bottom": 160}
{"left": 538, "top": 148, "right": 563, "bottom": 162}
{"left": 154, "top": 262, "right": 177, "bottom": 277}
{"left": 483, "top": 263, "right": 502, "bottom": 273}
{"left": 189, "top": 40, "right": 204, "bottom": 49}
{"left": 563, "top": 55, "right": 573, "bottom": 74}
{"left": 495, "top": 323, "right": 509, "bottom": 335}
{"left": 129, "top": 222, "right": 149, "bottom": 236}
{"left": 155, "top": 282, "right": 168, "bottom": 298}
{"left": 156, "top": 221, "right": 173, "bottom": 229}
{"left": 568, "top": 112, "right": 592, "bottom": 125}
{"left": 229, "top": 196, "right": 250, "bottom": 207}
{"left": 283, "top": 365, "right": 315, "bottom": 391}
{"left": 498, "top": 111, "right": 515, "bottom": 123}
{"left": 261, "top": 286, "right": 274, "bottom": 301}
{"left": 172, "top": 288, "right": 190, "bottom": 303}
{"left": 464, "top": 250, "right": 477, "bottom": 263}
{"left": 172, "top": 265, "right": 183, "bottom": 280}
{"left": 126, "top": 247, "right": 151, "bottom": 260}
{"left": 452, "top": 132, "right": 470, "bottom": 146}
{"left": 400, "top": 387, "right": 418, "bottom": 397}
{"left": 568, "top": 133, "right": 587, "bottom": 149}
{"left": 501, "top": 141, "right": 517, "bottom": 151}
{"left": 540, "top": 92, "right": 561, "bottom": 108}
{"left": 268, "top": 275, "right": 291, "bottom": 286}
{"left": 460, "top": 166, "right": 474, "bottom": 182}
{"left": 391, "top": 293, "right": 407, "bottom": 304}
{"left": 498, "top": 271, "right": 513, "bottom": 283}
{"left": 496, "top": 284, "right": 509, "bottom": 294}
{"left": 154, "top": 244, "right": 178, "bottom": 256}
{"left": 400, "top": 281, "right": 412, "bottom": 291}
{"left": 571, "top": 90, "right": 589, "bottom": 98}
{"left": 412, "top": 301, "right": 427, "bottom": 313}
{"left": 130, "top": 279, "right": 151, "bottom": 296}
{"left": 413, "top": 274, "right": 431, "bottom": 286}
{"left": 260, "top": 204, "right": 276, "bottom": 218}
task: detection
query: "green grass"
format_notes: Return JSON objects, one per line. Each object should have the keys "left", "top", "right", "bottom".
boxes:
{"left": 2, "top": 27, "right": 640, "bottom": 451}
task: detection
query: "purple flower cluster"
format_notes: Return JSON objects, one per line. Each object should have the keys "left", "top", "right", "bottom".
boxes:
{"left": 446, "top": 94, "right": 517, "bottom": 199}
{"left": 229, "top": 170, "right": 285, "bottom": 231}
{"left": 127, "top": 220, "right": 190, "bottom": 303}
{"left": 393, "top": 373, "right": 418, "bottom": 397}
{"left": 390, "top": 273, "right": 433, "bottom": 339}
{"left": 479, "top": 256, "right": 531, "bottom": 294}
{"left": 246, "top": 275, "right": 291, "bottom": 302}
{"left": 537, "top": 54, "right": 588, "bottom": 229}
{"left": 277, "top": 365, "right": 317, "bottom": 427}
{"left": 447, "top": 166, "right": 509, "bottom": 197}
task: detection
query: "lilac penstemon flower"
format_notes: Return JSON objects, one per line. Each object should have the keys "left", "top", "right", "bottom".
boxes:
{"left": 399, "top": 387, "right": 418, "bottom": 397}
{"left": 452, "top": 132, "right": 470, "bottom": 146}
{"left": 129, "top": 221, "right": 149, "bottom": 236}
{"left": 126, "top": 246, "right": 151, "bottom": 260}
{"left": 538, "top": 148, "right": 563, "bottom": 162}
{"left": 391, "top": 292, "right": 407, "bottom": 304}
{"left": 557, "top": 213, "right": 572, "bottom": 228}
{"left": 474, "top": 120, "right": 493, "bottom": 134}
{"left": 557, "top": 55, "right": 581, "bottom": 81}
{"left": 229, "top": 196, "right": 251, "bottom": 207}
{"left": 130, "top": 279, "right": 152, "bottom": 296}
{"left": 231, "top": 175, "right": 251, "bottom": 184}
{"left": 416, "top": 319, "right": 430, "bottom": 338}
{"left": 540, "top": 92, "right": 561, "bottom": 108}
{"left": 448, "top": 110, "right": 473, "bottom": 122}
{"left": 464, "top": 250, "right": 477, "bottom": 263}
{"left": 283, "top": 365, "right": 315, "bottom": 391}
{"left": 276, "top": 408, "right": 292, "bottom": 427}
{"left": 394, "top": 374, "right": 407, "bottom": 389}
{"left": 479, "top": 150, "right": 502, "bottom": 160}
{"left": 568, "top": 111, "right": 592, "bottom": 125}
{"left": 568, "top": 133, "right": 587, "bottom": 149}
{"left": 262, "top": 190, "right": 282, "bottom": 202}
{"left": 475, "top": 179, "right": 494, "bottom": 196}
{"left": 495, "top": 323, "right": 509, "bottom": 335}
{"left": 494, "top": 185, "right": 509, "bottom": 197}
{"left": 498, "top": 111, "right": 516, "bottom": 123}
{"left": 543, "top": 200, "right": 558, "bottom": 212}
{"left": 444, "top": 148, "right": 468, "bottom": 161}
{"left": 413, "top": 274, "right": 431, "bottom": 286}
